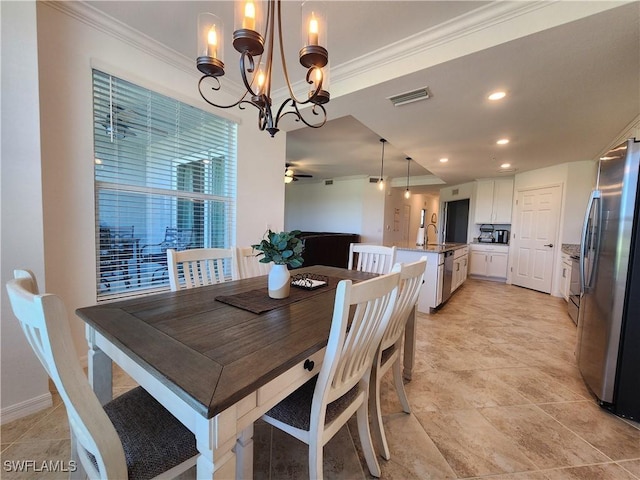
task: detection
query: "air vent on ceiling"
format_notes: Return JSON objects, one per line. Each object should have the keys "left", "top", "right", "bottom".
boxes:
{"left": 388, "top": 87, "right": 431, "bottom": 107}
{"left": 369, "top": 177, "right": 380, "bottom": 183}
{"left": 325, "top": 179, "right": 334, "bottom": 186}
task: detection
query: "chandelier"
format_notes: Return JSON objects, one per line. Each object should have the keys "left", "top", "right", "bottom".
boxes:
{"left": 196, "top": 1, "right": 330, "bottom": 137}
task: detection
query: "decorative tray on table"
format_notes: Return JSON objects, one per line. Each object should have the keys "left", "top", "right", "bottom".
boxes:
{"left": 291, "top": 273, "right": 329, "bottom": 290}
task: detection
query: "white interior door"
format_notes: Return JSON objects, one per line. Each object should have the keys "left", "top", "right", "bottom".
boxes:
{"left": 512, "top": 185, "right": 561, "bottom": 293}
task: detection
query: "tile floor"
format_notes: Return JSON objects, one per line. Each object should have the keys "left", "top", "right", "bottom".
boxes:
{"left": 2, "top": 278, "right": 639, "bottom": 479}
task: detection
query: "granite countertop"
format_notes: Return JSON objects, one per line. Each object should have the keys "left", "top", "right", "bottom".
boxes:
{"left": 562, "top": 243, "right": 580, "bottom": 257}
{"left": 397, "top": 243, "right": 468, "bottom": 254}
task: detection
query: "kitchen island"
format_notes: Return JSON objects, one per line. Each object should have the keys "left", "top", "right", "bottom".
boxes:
{"left": 396, "top": 243, "right": 469, "bottom": 313}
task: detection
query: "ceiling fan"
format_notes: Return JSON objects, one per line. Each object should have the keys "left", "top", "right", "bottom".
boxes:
{"left": 284, "top": 163, "right": 313, "bottom": 183}
{"left": 101, "top": 104, "right": 168, "bottom": 139}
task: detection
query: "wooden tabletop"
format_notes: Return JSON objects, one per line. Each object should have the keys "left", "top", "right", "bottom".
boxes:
{"left": 77, "top": 265, "right": 376, "bottom": 419}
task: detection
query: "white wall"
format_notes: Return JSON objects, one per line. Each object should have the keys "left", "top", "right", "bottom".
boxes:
{"left": 1, "top": 2, "right": 286, "bottom": 420}
{"left": 284, "top": 177, "right": 384, "bottom": 243}
{"left": 383, "top": 190, "right": 437, "bottom": 247}
{"left": 1, "top": 1, "right": 52, "bottom": 421}
{"left": 424, "top": 195, "right": 440, "bottom": 244}
{"left": 564, "top": 161, "right": 597, "bottom": 243}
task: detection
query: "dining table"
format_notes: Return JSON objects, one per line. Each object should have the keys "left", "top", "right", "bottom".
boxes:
{"left": 76, "top": 265, "right": 418, "bottom": 479}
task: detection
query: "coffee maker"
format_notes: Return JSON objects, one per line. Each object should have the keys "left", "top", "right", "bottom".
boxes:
{"left": 478, "top": 224, "right": 495, "bottom": 243}
{"left": 495, "top": 229, "right": 510, "bottom": 244}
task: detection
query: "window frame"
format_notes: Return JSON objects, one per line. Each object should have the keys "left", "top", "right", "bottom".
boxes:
{"left": 92, "top": 69, "right": 238, "bottom": 301}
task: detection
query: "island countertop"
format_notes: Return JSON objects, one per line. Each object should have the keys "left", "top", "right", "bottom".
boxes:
{"left": 396, "top": 243, "right": 468, "bottom": 254}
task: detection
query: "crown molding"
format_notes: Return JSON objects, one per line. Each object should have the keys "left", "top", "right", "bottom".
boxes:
{"left": 274, "top": 1, "right": 550, "bottom": 103}
{"left": 52, "top": 1, "right": 626, "bottom": 113}
{"left": 326, "top": 0, "right": 629, "bottom": 100}
{"left": 46, "top": 1, "right": 247, "bottom": 99}
{"left": 47, "top": 2, "right": 193, "bottom": 74}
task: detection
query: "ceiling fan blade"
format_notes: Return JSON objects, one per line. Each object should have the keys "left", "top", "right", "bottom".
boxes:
{"left": 294, "top": 174, "right": 313, "bottom": 178}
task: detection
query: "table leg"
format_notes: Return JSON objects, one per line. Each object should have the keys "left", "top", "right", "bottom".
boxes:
{"left": 235, "top": 425, "right": 254, "bottom": 480}
{"left": 195, "top": 409, "right": 239, "bottom": 479}
{"left": 403, "top": 305, "right": 416, "bottom": 381}
{"left": 86, "top": 327, "right": 112, "bottom": 405}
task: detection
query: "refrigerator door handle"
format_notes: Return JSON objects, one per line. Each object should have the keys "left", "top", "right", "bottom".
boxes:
{"left": 580, "top": 190, "right": 600, "bottom": 294}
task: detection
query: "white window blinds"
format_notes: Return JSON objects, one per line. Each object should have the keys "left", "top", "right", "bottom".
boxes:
{"left": 93, "top": 70, "right": 237, "bottom": 300}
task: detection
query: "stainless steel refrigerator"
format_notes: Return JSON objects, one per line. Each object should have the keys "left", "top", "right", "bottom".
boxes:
{"left": 577, "top": 138, "right": 640, "bottom": 420}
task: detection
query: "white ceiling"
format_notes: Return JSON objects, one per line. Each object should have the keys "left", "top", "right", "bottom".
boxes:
{"left": 86, "top": 1, "right": 640, "bottom": 191}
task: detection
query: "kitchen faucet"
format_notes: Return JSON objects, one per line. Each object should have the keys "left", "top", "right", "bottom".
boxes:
{"left": 427, "top": 223, "right": 438, "bottom": 243}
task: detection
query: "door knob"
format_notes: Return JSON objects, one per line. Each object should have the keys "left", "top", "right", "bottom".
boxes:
{"left": 544, "top": 243, "right": 554, "bottom": 247}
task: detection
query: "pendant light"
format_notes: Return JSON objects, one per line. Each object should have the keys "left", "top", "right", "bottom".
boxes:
{"left": 378, "top": 138, "right": 387, "bottom": 191}
{"left": 404, "top": 157, "right": 412, "bottom": 199}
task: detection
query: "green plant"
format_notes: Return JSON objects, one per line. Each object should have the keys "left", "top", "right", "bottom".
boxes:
{"left": 252, "top": 230, "right": 305, "bottom": 267}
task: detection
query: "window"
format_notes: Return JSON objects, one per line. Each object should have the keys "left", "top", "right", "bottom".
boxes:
{"left": 93, "top": 70, "right": 237, "bottom": 300}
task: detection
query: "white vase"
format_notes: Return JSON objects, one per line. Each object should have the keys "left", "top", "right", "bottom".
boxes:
{"left": 268, "top": 264, "right": 290, "bottom": 299}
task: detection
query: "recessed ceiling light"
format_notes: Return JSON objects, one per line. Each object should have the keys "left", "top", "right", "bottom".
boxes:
{"left": 500, "top": 163, "right": 511, "bottom": 169}
{"left": 496, "top": 138, "right": 509, "bottom": 145}
{"left": 488, "top": 91, "right": 506, "bottom": 101}
{"left": 439, "top": 158, "right": 448, "bottom": 163}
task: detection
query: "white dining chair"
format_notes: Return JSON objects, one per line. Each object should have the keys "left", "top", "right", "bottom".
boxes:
{"left": 235, "top": 246, "right": 272, "bottom": 279}
{"left": 261, "top": 270, "right": 401, "bottom": 479}
{"left": 348, "top": 243, "right": 397, "bottom": 274}
{"left": 5, "top": 269, "right": 198, "bottom": 479}
{"left": 369, "top": 257, "right": 427, "bottom": 461}
{"left": 167, "top": 247, "right": 238, "bottom": 291}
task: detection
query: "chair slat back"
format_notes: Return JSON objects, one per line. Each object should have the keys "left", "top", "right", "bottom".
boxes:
{"left": 6, "top": 270, "right": 127, "bottom": 479}
{"left": 348, "top": 244, "right": 397, "bottom": 274}
{"left": 236, "top": 246, "right": 272, "bottom": 279}
{"left": 168, "top": 248, "right": 238, "bottom": 291}
{"left": 382, "top": 258, "right": 427, "bottom": 350}
{"left": 314, "top": 272, "right": 400, "bottom": 407}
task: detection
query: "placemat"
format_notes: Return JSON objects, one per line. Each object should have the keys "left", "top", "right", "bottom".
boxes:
{"left": 215, "top": 277, "right": 340, "bottom": 314}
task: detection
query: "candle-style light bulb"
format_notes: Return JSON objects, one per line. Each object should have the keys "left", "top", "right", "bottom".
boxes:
{"left": 207, "top": 26, "right": 218, "bottom": 58}
{"left": 404, "top": 189, "right": 411, "bottom": 199}
{"left": 243, "top": 1, "right": 256, "bottom": 30}
{"left": 308, "top": 12, "right": 319, "bottom": 45}
{"left": 378, "top": 180, "right": 385, "bottom": 191}
{"left": 256, "top": 69, "right": 266, "bottom": 94}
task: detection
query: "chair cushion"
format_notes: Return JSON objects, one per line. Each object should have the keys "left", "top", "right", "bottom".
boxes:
{"left": 98, "top": 386, "right": 197, "bottom": 480}
{"left": 265, "top": 376, "right": 360, "bottom": 431}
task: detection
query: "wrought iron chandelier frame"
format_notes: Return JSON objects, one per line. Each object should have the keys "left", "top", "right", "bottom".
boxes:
{"left": 196, "top": 0, "right": 329, "bottom": 137}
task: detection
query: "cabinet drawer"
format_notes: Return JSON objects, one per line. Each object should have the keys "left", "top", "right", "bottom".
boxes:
{"left": 454, "top": 246, "right": 469, "bottom": 258}
{"left": 257, "top": 349, "right": 324, "bottom": 407}
{"left": 471, "top": 244, "right": 508, "bottom": 253}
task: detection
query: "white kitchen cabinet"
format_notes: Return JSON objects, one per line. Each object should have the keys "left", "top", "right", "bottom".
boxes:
{"left": 452, "top": 246, "right": 469, "bottom": 291}
{"left": 396, "top": 246, "right": 468, "bottom": 312}
{"left": 468, "top": 244, "right": 509, "bottom": 279}
{"left": 396, "top": 249, "right": 442, "bottom": 313}
{"left": 560, "top": 253, "right": 572, "bottom": 301}
{"left": 436, "top": 262, "right": 444, "bottom": 306}
{"left": 474, "top": 179, "right": 514, "bottom": 224}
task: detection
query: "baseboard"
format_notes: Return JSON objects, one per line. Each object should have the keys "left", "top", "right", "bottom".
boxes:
{"left": 0, "top": 392, "right": 53, "bottom": 425}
